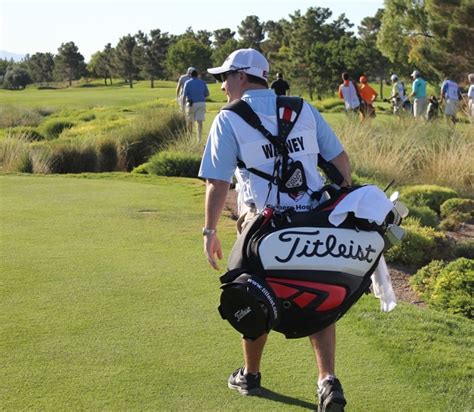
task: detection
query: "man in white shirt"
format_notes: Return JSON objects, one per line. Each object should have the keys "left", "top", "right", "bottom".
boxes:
{"left": 338, "top": 72, "right": 360, "bottom": 115}
{"left": 199, "top": 48, "right": 351, "bottom": 411}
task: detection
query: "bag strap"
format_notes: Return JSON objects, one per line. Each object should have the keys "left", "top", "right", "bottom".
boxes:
{"left": 222, "top": 99, "right": 286, "bottom": 154}
{"left": 222, "top": 97, "right": 344, "bottom": 186}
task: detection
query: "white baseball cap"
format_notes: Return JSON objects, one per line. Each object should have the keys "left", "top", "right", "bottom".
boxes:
{"left": 411, "top": 70, "right": 420, "bottom": 78}
{"left": 207, "top": 48, "right": 269, "bottom": 82}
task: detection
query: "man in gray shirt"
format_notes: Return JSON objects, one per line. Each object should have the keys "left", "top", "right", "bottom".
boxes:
{"left": 176, "top": 66, "right": 195, "bottom": 112}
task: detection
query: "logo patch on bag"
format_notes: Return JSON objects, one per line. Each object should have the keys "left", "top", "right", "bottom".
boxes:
{"left": 286, "top": 168, "right": 303, "bottom": 189}
{"left": 258, "top": 227, "right": 385, "bottom": 277}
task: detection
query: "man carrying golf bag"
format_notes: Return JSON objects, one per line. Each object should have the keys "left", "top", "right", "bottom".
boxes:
{"left": 199, "top": 48, "right": 402, "bottom": 411}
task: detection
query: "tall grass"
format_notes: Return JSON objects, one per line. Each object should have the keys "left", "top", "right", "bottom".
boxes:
{"left": 115, "top": 109, "right": 187, "bottom": 170}
{"left": 0, "top": 109, "right": 187, "bottom": 174}
{"left": 0, "top": 132, "right": 32, "bottom": 172}
{"left": 0, "top": 105, "right": 53, "bottom": 128}
{"left": 336, "top": 118, "right": 474, "bottom": 196}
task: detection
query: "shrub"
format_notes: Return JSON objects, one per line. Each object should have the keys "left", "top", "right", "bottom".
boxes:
{"left": 405, "top": 204, "right": 438, "bottom": 227}
{"left": 385, "top": 218, "right": 451, "bottom": 268}
{"left": 147, "top": 151, "right": 201, "bottom": 177}
{"left": 131, "top": 163, "right": 149, "bottom": 174}
{"left": 430, "top": 258, "right": 474, "bottom": 318}
{"left": 40, "top": 118, "right": 75, "bottom": 139}
{"left": 48, "top": 143, "right": 98, "bottom": 173}
{"left": 77, "top": 112, "right": 96, "bottom": 122}
{"left": 440, "top": 198, "right": 474, "bottom": 221}
{"left": 410, "top": 260, "right": 446, "bottom": 301}
{"left": 438, "top": 212, "right": 471, "bottom": 231}
{"left": 453, "top": 239, "right": 474, "bottom": 259}
{"left": 97, "top": 139, "right": 118, "bottom": 172}
{"left": 400, "top": 185, "right": 458, "bottom": 214}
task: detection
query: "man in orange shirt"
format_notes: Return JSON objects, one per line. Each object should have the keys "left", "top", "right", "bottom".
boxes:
{"left": 358, "top": 75, "right": 378, "bottom": 118}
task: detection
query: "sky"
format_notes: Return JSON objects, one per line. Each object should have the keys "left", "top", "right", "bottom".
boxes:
{"left": 1, "top": 0, "right": 384, "bottom": 62}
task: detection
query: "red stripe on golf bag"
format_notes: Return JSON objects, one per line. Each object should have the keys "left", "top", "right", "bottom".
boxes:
{"left": 267, "top": 278, "right": 347, "bottom": 311}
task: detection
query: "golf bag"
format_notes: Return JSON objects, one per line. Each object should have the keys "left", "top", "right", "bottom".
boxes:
{"left": 217, "top": 97, "right": 404, "bottom": 340}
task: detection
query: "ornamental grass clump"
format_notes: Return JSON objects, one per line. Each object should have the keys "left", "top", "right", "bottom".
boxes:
{"left": 146, "top": 151, "right": 201, "bottom": 178}
{"left": 116, "top": 110, "right": 186, "bottom": 171}
{"left": 0, "top": 131, "right": 33, "bottom": 172}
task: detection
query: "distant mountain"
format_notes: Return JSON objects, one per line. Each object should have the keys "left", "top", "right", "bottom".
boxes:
{"left": 0, "top": 50, "right": 26, "bottom": 61}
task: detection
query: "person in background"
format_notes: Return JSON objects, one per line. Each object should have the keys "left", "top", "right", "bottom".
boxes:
{"left": 357, "top": 75, "right": 377, "bottom": 119}
{"left": 338, "top": 72, "right": 360, "bottom": 115}
{"left": 440, "top": 77, "right": 462, "bottom": 124}
{"left": 182, "top": 69, "right": 209, "bottom": 142}
{"left": 176, "top": 66, "right": 195, "bottom": 112}
{"left": 468, "top": 73, "right": 474, "bottom": 121}
{"left": 409, "top": 70, "right": 427, "bottom": 118}
{"left": 270, "top": 72, "right": 290, "bottom": 96}
{"left": 387, "top": 74, "right": 410, "bottom": 115}
{"left": 200, "top": 48, "right": 351, "bottom": 412}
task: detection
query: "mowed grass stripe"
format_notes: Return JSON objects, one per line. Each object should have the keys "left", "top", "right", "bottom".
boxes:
{"left": 1, "top": 175, "right": 471, "bottom": 411}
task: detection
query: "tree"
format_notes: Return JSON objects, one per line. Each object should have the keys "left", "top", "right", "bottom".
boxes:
{"left": 135, "top": 29, "right": 171, "bottom": 88}
{"left": 358, "top": 9, "right": 391, "bottom": 98}
{"left": 88, "top": 46, "right": 115, "bottom": 85}
{"left": 418, "top": 0, "right": 474, "bottom": 81}
{"left": 54, "top": 42, "right": 86, "bottom": 86}
{"left": 196, "top": 30, "right": 212, "bottom": 47}
{"left": 26, "top": 52, "right": 54, "bottom": 84}
{"left": 213, "top": 28, "right": 235, "bottom": 48}
{"left": 165, "top": 37, "right": 212, "bottom": 79}
{"left": 211, "top": 38, "right": 239, "bottom": 67}
{"left": 377, "top": 0, "right": 440, "bottom": 81}
{"left": 114, "top": 34, "right": 140, "bottom": 88}
{"left": 238, "top": 15, "right": 265, "bottom": 50}
{"left": 3, "top": 66, "right": 32, "bottom": 89}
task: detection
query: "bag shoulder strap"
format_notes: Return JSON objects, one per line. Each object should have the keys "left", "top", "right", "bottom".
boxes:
{"left": 276, "top": 96, "right": 303, "bottom": 140}
{"left": 222, "top": 99, "right": 282, "bottom": 150}
{"left": 222, "top": 96, "right": 344, "bottom": 186}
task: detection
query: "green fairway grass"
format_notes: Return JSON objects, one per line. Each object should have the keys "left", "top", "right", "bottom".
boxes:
{"left": 1, "top": 174, "right": 472, "bottom": 411}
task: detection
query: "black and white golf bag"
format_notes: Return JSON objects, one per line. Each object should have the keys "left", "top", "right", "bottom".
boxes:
{"left": 217, "top": 97, "right": 406, "bottom": 340}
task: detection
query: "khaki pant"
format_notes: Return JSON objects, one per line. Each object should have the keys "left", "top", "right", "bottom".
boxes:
{"left": 413, "top": 97, "right": 427, "bottom": 118}
{"left": 236, "top": 205, "right": 257, "bottom": 234}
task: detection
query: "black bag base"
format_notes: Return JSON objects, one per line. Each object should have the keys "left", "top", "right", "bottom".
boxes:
{"left": 219, "top": 285, "right": 269, "bottom": 340}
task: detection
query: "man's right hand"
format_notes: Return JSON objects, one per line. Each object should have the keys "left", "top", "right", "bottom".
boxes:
{"left": 204, "top": 234, "right": 223, "bottom": 271}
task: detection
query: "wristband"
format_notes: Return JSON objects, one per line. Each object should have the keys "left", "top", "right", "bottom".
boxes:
{"left": 202, "top": 227, "right": 216, "bottom": 236}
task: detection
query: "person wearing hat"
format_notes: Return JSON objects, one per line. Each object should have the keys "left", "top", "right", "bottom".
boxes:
{"left": 409, "top": 70, "right": 427, "bottom": 118}
{"left": 357, "top": 75, "right": 378, "bottom": 118}
{"left": 176, "top": 66, "right": 196, "bottom": 112}
{"left": 387, "top": 74, "right": 411, "bottom": 115}
{"left": 199, "top": 48, "right": 351, "bottom": 411}
{"left": 270, "top": 72, "right": 290, "bottom": 96}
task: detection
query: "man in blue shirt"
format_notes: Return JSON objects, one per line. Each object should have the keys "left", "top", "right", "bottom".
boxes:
{"left": 440, "top": 78, "right": 462, "bottom": 123}
{"left": 199, "top": 48, "right": 351, "bottom": 411}
{"left": 182, "top": 69, "right": 209, "bottom": 142}
{"left": 409, "top": 70, "right": 427, "bottom": 118}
